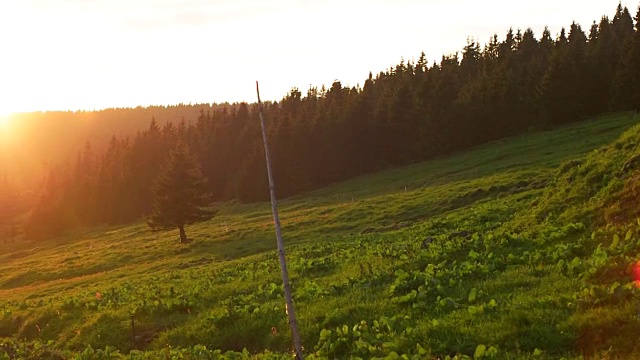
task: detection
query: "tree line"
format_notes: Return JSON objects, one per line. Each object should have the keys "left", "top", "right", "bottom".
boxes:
{"left": 0, "top": 174, "right": 27, "bottom": 242}
{"left": 0, "top": 104, "right": 225, "bottom": 192}
{"left": 24, "top": 3, "right": 640, "bottom": 239}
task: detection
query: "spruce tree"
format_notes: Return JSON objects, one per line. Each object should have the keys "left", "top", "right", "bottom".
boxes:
{"left": 612, "top": 5, "right": 640, "bottom": 110}
{"left": 148, "top": 142, "right": 215, "bottom": 243}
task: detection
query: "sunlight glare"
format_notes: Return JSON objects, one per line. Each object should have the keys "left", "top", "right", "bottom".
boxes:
{"left": 0, "top": 114, "right": 10, "bottom": 128}
{"left": 0, "top": 113, "right": 16, "bottom": 139}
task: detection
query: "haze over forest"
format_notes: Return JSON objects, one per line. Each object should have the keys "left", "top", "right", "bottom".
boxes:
{"left": 0, "top": 2, "right": 637, "bottom": 241}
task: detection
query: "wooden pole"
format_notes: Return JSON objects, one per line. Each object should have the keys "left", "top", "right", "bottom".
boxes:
{"left": 256, "top": 81, "right": 304, "bottom": 359}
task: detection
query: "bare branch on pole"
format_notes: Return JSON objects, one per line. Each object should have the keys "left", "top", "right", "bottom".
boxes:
{"left": 256, "top": 81, "right": 304, "bottom": 359}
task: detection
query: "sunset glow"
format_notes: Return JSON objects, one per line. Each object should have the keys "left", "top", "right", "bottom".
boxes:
{"left": 0, "top": 0, "right": 631, "bottom": 114}
{"left": 0, "top": 115, "right": 18, "bottom": 148}
{"left": 0, "top": 115, "right": 12, "bottom": 148}
{"left": 2, "top": 0, "right": 640, "bottom": 356}
{"left": 0, "top": 114, "right": 12, "bottom": 130}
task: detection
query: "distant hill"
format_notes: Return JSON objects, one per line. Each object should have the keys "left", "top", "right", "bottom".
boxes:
{"left": 0, "top": 104, "right": 233, "bottom": 188}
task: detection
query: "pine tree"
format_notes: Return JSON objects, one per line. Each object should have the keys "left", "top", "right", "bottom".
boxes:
{"left": 612, "top": 5, "right": 640, "bottom": 110}
{"left": 0, "top": 174, "right": 16, "bottom": 241}
{"left": 147, "top": 142, "right": 216, "bottom": 243}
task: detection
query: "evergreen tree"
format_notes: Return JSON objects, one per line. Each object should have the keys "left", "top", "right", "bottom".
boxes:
{"left": 148, "top": 142, "right": 216, "bottom": 243}
{"left": 612, "top": 5, "right": 640, "bottom": 110}
{"left": 613, "top": 3, "right": 635, "bottom": 42}
{"left": 0, "top": 174, "right": 16, "bottom": 241}
{"left": 24, "top": 165, "right": 75, "bottom": 239}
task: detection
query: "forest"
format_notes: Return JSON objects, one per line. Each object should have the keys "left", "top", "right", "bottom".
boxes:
{"left": 8, "top": 3, "right": 640, "bottom": 239}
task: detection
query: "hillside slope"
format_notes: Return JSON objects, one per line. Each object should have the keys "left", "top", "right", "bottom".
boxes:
{"left": 2, "top": 112, "right": 640, "bottom": 359}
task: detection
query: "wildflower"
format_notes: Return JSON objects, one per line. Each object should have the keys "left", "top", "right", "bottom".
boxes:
{"left": 633, "top": 261, "right": 640, "bottom": 287}
{"left": 96, "top": 292, "right": 102, "bottom": 300}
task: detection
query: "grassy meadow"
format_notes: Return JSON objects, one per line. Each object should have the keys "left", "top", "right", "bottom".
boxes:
{"left": 2, "top": 112, "right": 640, "bottom": 359}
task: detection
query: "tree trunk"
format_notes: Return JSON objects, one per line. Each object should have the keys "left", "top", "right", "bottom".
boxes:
{"left": 178, "top": 225, "right": 188, "bottom": 243}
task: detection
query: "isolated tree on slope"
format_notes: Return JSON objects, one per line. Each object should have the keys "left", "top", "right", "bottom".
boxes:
{"left": 148, "top": 142, "right": 216, "bottom": 243}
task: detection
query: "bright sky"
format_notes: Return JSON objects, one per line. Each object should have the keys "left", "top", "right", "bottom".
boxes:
{"left": 0, "top": 0, "right": 635, "bottom": 115}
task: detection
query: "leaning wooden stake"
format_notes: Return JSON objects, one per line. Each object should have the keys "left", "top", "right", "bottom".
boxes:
{"left": 256, "top": 81, "right": 304, "bottom": 359}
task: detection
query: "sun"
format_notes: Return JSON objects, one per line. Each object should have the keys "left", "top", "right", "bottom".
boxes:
{"left": 0, "top": 114, "right": 10, "bottom": 128}
{"left": 0, "top": 112, "right": 16, "bottom": 135}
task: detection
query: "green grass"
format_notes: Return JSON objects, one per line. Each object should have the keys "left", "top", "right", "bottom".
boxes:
{"left": 1, "top": 112, "right": 640, "bottom": 359}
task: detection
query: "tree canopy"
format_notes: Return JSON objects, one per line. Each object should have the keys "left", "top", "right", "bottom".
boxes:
{"left": 147, "top": 142, "right": 216, "bottom": 243}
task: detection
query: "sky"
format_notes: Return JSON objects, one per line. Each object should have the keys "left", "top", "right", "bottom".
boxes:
{"left": 0, "top": 0, "right": 636, "bottom": 115}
